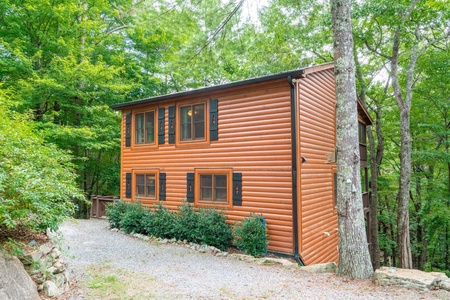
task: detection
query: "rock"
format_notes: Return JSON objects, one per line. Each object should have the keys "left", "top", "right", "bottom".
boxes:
{"left": 439, "top": 279, "right": 450, "bottom": 291}
{"left": 300, "top": 262, "right": 336, "bottom": 273}
{"left": 198, "top": 245, "right": 211, "bottom": 253}
{"left": 161, "top": 239, "right": 168, "bottom": 244}
{"left": 258, "top": 257, "right": 296, "bottom": 268}
{"left": 375, "top": 267, "right": 444, "bottom": 290}
{"left": 50, "top": 249, "right": 61, "bottom": 259}
{"left": 39, "top": 242, "right": 55, "bottom": 256}
{"left": 43, "top": 280, "right": 58, "bottom": 298}
{"left": 0, "top": 251, "right": 40, "bottom": 300}
{"left": 229, "top": 253, "right": 257, "bottom": 263}
{"left": 111, "top": 228, "right": 119, "bottom": 232}
{"left": 28, "top": 240, "right": 37, "bottom": 247}
{"left": 54, "top": 273, "right": 67, "bottom": 289}
{"left": 169, "top": 238, "right": 177, "bottom": 243}
{"left": 53, "top": 260, "right": 66, "bottom": 273}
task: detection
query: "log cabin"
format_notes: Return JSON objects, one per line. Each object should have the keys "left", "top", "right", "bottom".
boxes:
{"left": 110, "top": 63, "right": 372, "bottom": 265}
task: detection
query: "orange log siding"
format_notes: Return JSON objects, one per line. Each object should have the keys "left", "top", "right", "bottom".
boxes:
{"left": 297, "top": 68, "right": 338, "bottom": 265}
{"left": 120, "top": 79, "right": 295, "bottom": 254}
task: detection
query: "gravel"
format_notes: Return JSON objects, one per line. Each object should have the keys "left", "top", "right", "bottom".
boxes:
{"left": 58, "top": 218, "right": 448, "bottom": 299}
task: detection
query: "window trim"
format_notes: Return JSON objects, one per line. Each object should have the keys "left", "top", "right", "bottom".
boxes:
{"left": 132, "top": 169, "right": 160, "bottom": 201}
{"left": 131, "top": 108, "right": 158, "bottom": 148}
{"left": 176, "top": 100, "right": 210, "bottom": 146}
{"left": 194, "top": 168, "right": 232, "bottom": 208}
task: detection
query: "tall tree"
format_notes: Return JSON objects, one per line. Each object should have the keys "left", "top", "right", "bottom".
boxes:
{"left": 331, "top": 0, "right": 374, "bottom": 278}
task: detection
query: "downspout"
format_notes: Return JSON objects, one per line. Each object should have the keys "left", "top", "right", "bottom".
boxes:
{"left": 288, "top": 75, "right": 305, "bottom": 266}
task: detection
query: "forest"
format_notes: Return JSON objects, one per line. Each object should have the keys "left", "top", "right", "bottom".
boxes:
{"left": 0, "top": 0, "right": 449, "bottom": 274}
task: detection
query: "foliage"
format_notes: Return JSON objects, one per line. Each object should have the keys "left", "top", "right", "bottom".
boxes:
{"left": 106, "top": 201, "right": 233, "bottom": 251}
{"left": 233, "top": 213, "right": 268, "bottom": 257}
{"left": 0, "top": 91, "right": 84, "bottom": 231}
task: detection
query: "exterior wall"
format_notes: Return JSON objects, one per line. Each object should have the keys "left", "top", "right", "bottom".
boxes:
{"left": 297, "top": 69, "right": 339, "bottom": 264}
{"left": 120, "top": 79, "right": 295, "bottom": 253}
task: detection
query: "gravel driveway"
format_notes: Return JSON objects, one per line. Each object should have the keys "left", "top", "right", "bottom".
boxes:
{"left": 57, "top": 218, "right": 447, "bottom": 299}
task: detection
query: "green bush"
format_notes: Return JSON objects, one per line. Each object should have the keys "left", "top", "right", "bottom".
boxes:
{"left": 197, "top": 208, "right": 232, "bottom": 251}
{"left": 106, "top": 201, "right": 233, "bottom": 251}
{"left": 233, "top": 213, "right": 268, "bottom": 257}
{"left": 106, "top": 200, "right": 129, "bottom": 229}
{"left": 143, "top": 203, "right": 176, "bottom": 238}
{"left": 118, "top": 202, "right": 149, "bottom": 234}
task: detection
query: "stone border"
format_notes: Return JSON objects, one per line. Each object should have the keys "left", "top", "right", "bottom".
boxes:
{"left": 19, "top": 231, "right": 70, "bottom": 298}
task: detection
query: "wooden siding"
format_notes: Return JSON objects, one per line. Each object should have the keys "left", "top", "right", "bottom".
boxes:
{"left": 297, "top": 69, "right": 338, "bottom": 264}
{"left": 120, "top": 79, "right": 295, "bottom": 254}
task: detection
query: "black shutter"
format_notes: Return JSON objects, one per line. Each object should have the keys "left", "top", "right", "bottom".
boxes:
{"left": 186, "top": 172, "right": 194, "bottom": 203}
{"left": 125, "top": 172, "right": 132, "bottom": 198}
{"left": 168, "top": 106, "right": 175, "bottom": 144}
{"left": 209, "top": 99, "right": 218, "bottom": 141}
{"left": 232, "top": 172, "right": 242, "bottom": 206}
{"left": 158, "top": 107, "right": 165, "bottom": 144}
{"left": 159, "top": 173, "right": 166, "bottom": 201}
{"left": 125, "top": 113, "right": 131, "bottom": 147}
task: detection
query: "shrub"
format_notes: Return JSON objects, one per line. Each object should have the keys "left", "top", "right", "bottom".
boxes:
{"left": 143, "top": 203, "right": 176, "bottom": 238}
{"left": 106, "top": 200, "right": 128, "bottom": 229}
{"left": 118, "top": 202, "right": 149, "bottom": 234}
{"left": 172, "top": 202, "right": 201, "bottom": 242}
{"left": 197, "top": 208, "right": 232, "bottom": 251}
{"left": 233, "top": 213, "right": 268, "bottom": 257}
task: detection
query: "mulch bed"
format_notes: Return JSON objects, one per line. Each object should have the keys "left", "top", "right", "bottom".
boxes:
{"left": 0, "top": 225, "right": 49, "bottom": 252}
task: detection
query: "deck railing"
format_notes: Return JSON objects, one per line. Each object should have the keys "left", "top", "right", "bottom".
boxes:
{"left": 90, "top": 195, "right": 120, "bottom": 218}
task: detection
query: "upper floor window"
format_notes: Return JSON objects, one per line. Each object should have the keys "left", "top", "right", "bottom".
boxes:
{"left": 180, "top": 103, "right": 205, "bottom": 141}
{"left": 358, "top": 122, "right": 366, "bottom": 145}
{"left": 135, "top": 111, "right": 155, "bottom": 144}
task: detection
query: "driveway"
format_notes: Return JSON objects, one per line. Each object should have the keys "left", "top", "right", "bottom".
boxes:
{"left": 57, "top": 218, "right": 445, "bottom": 299}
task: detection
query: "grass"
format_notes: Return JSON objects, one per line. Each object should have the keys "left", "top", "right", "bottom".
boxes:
{"left": 85, "top": 262, "right": 161, "bottom": 300}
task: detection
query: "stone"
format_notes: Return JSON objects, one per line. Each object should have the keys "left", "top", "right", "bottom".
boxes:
{"left": 39, "top": 242, "right": 55, "bottom": 256}
{"left": 53, "top": 260, "right": 66, "bottom": 274}
{"left": 198, "top": 245, "right": 211, "bottom": 253}
{"left": 43, "top": 280, "right": 58, "bottom": 298}
{"left": 161, "top": 239, "right": 168, "bottom": 244}
{"left": 300, "top": 262, "right": 336, "bottom": 273}
{"left": 229, "top": 253, "right": 257, "bottom": 263}
{"left": 375, "top": 267, "right": 443, "bottom": 290}
{"left": 0, "top": 251, "right": 40, "bottom": 300}
{"left": 50, "top": 249, "right": 61, "bottom": 259}
{"left": 28, "top": 240, "right": 37, "bottom": 247}
{"left": 257, "top": 257, "right": 296, "bottom": 268}
{"left": 54, "top": 273, "right": 67, "bottom": 288}
{"left": 439, "top": 279, "right": 450, "bottom": 291}
{"left": 47, "top": 266, "right": 57, "bottom": 274}
{"left": 169, "top": 238, "right": 177, "bottom": 243}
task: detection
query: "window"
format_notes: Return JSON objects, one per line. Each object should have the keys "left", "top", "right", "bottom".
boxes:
{"left": 200, "top": 174, "right": 227, "bottom": 203}
{"left": 193, "top": 169, "right": 233, "bottom": 206}
{"left": 358, "top": 122, "right": 366, "bottom": 145}
{"left": 180, "top": 103, "right": 205, "bottom": 141}
{"left": 135, "top": 111, "right": 155, "bottom": 144}
{"left": 135, "top": 173, "right": 156, "bottom": 199}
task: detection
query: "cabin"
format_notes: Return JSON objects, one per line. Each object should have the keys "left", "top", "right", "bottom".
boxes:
{"left": 111, "top": 63, "right": 372, "bottom": 265}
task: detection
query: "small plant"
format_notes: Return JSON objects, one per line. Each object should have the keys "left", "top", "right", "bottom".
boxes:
{"left": 197, "top": 208, "right": 232, "bottom": 251}
{"left": 2, "top": 238, "right": 26, "bottom": 257}
{"left": 118, "top": 202, "right": 149, "bottom": 234}
{"left": 106, "top": 200, "right": 129, "bottom": 229}
{"left": 233, "top": 213, "right": 268, "bottom": 257}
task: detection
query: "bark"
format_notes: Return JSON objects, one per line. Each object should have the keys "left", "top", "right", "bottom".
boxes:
{"left": 331, "top": 0, "right": 374, "bottom": 279}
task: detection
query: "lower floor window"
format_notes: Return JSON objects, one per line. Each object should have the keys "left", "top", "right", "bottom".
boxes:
{"left": 136, "top": 173, "right": 156, "bottom": 199}
{"left": 195, "top": 169, "right": 232, "bottom": 206}
{"left": 200, "top": 174, "right": 227, "bottom": 202}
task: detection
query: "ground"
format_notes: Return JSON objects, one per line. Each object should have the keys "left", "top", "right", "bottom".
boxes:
{"left": 2, "top": 219, "right": 450, "bottom": 299}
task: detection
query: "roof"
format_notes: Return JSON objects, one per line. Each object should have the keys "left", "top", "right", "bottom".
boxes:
{"left": 110, "top": 63, "right": 334, "bottom": 110}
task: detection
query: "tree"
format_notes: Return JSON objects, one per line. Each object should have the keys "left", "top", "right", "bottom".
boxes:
{"left": 331, "top": 0, "right": 374, "bottom": 278}
{"left": 0, "top": 89, "right": 84, "bottom": 231}
{"left": 358, "top": 0, "right": 450, "bottom": 268}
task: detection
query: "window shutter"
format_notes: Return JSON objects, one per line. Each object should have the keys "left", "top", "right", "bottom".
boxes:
{"left": 159, "top": 173, "right": 166, "bottom": 201}
{"left": 209, "top": 99, "right": 218, "bottom": 141}
{"left": 158, "top": 107, "right": 165, "bottom": 144}
{"left": 125, "top": 113, "right": 131, "bottom": 147}
{"left": 232, "top": 172, "right": 242, "bottom": 206}
{"left": 186, "top": 172, "right": 194, "bottom": 203}
{"left": 125, "top": 172, "right": 132, "bottom": 198}
{"left": 168, "top": 106, "right": 175, "bottom": 144}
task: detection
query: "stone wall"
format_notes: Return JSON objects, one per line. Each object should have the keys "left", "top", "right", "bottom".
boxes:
{"left": 19, "top": 239, "right": 70, "bottom": 298}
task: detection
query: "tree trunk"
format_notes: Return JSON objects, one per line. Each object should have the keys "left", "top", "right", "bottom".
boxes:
{"left": 331, "top": 0, "right": 374, "bottom": 279}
